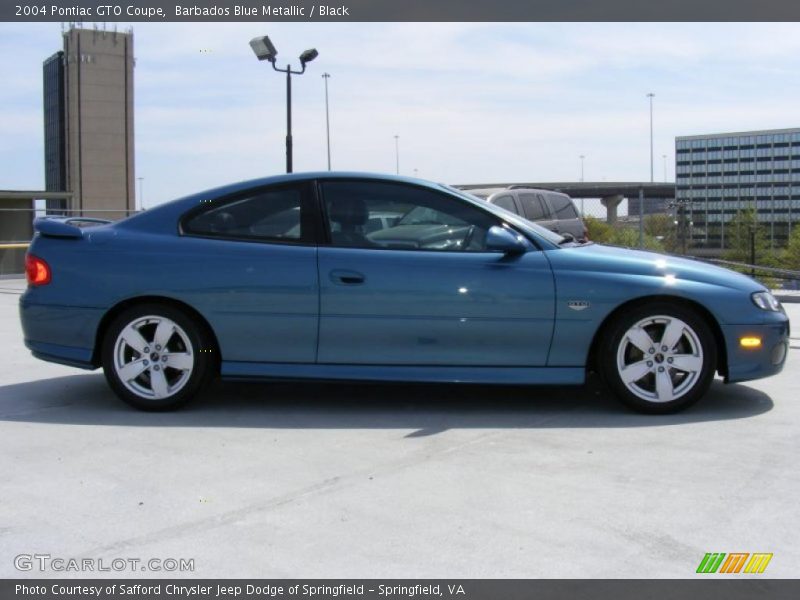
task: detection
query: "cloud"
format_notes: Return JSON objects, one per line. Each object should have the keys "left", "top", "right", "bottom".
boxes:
{"left": 2, "top": 22, "right": 800, "bottom": 202}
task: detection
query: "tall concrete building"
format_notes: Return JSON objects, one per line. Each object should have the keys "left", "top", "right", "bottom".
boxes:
{"left": 43, "top": 26, "right": 135, "bottom": 216}
{"left": 676, "top": 128, "right": 800, "bottom": 249}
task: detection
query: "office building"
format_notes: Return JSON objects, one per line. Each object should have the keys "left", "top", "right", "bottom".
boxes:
{"left": 43, "top": 26, "right": 135, "bottom": 216}
{"left": 676, "top": 128, "right": 800, "bottom": 249}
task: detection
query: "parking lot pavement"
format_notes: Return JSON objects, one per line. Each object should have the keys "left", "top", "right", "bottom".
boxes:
{"left": 0, "top": 277, "right": 798, "bottom": 579}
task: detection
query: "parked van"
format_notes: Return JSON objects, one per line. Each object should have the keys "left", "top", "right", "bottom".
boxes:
{"left": 465, "top": 186, "right": 588, "bottom": 241}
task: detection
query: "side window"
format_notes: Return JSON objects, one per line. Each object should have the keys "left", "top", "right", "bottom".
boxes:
{"left": 518, "top": 193, "right": 548, "bottom": 221}
{"left": 183, "top": 186, "right": 307, "bottom": 242}
{"left": 549, "top": 194, "right": 579, "bottom": 219}
{"left": 321, "top": 181, "right": 498, "bottom": 252}
{"left": 492, "top": 195, "right": 518, "bottom": 214}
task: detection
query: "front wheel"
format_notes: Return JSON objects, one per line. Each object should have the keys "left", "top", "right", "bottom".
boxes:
{"left": 102, "top": 303, "right": 214, "bottom": 410}
{"left": 599, "top": 303, "right": 717, "bottom": 414}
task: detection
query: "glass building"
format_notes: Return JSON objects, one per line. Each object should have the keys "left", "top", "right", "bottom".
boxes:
{"left": 42, "top": 51, "right": 67, "bottom": 211}
{"left": 675, "top": 128, "right": 800, "bottom": 249}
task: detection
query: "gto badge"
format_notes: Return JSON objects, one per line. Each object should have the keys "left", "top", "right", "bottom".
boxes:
{"left": 567, "top": 300, "right": 590, "bottom": 311}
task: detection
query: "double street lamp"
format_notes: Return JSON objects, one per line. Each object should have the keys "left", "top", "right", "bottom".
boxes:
{"left": 250, "top": 35, "right": 318, "bottom": 173}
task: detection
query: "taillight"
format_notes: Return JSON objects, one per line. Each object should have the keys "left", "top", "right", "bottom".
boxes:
{"left": 25, "top": 254, "right": 51, "bottom": 286}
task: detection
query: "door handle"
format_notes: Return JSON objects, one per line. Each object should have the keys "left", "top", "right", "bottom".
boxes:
{"left": 330, "top": 269, "right": 365, "bottom": 285}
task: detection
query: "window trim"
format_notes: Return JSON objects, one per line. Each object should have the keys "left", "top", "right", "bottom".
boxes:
{"left": 315, "top": 177, "right": 508, "bottom": 254}
{"left": 517, "top": 192, "right": 549, "bottom": 222}
{"left": 178, "top": 181, "right": 318, "bottom": 246}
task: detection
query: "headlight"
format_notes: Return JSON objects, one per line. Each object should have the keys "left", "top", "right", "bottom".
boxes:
{"left": 751, "top": 291, "right": 782, "bottom": 312}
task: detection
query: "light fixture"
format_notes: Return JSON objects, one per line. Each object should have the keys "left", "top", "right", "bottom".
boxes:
{"left": 249, "top": 36, "right": 278, "bottom": 62}
{"left": 299, "top": 48, "right": 318, "bottom": 66}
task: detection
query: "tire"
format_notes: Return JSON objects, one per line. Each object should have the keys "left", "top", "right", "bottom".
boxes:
{"left": 101, "top": 303, "right": 214, "bottom": 411}
{"left": 598, "top": 302, "right": 717, "bottom": 414}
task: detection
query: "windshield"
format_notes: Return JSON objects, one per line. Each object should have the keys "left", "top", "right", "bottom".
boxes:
{"left": 439, "top": 184, "right": 566, "bottom": 246}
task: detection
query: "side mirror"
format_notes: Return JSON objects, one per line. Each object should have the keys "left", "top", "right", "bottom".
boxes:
{"left": 485, "top": 226, "right": 527, "bottom": 255}
{"left": 560, "top": 232, "right": 575, "bottom": 243}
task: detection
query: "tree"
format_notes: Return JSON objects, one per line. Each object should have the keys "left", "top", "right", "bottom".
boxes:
{"left": 644, "top": 214, "right": 680, "bottom": 253}
{"left": 722, "top": 208, "right": 776, "bottom": 266}
{"left": 584, "top": 216, "right": 614, "bottom": 244}
{"left": 583, "top": 216, "right": 664, "bottom": 251}
{"left": 782, "top": 225, "right": 800, "bottom": 271}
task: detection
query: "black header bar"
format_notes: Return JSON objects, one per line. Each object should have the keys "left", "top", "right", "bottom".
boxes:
{"left": 4, "top": 0, "right": 800, "bottom": 22}
{"left": 3, "top": 579, "right": 800, "bottom": 600}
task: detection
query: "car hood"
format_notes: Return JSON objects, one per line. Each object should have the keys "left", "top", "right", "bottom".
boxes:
{"left": 552, "top": 243, "right": 764, "bottom": 293}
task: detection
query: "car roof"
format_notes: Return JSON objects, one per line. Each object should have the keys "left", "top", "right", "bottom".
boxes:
{"left": 461, "top": 186, "right": 571, "bottom": 201}
{"left": 207, "top": 171, "right": 445, "bottom": 195}
{"left": 463, "top": 187, "right": 508, "bottom": 198}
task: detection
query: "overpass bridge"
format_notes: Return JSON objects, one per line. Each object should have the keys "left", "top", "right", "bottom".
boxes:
{"left": 457, "top": 182, "right": 676, "bottom": 223}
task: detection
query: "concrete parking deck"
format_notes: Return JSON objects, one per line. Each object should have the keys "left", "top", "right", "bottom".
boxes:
{"left": 0, "top": 278, "right": 797, "bottom": 578}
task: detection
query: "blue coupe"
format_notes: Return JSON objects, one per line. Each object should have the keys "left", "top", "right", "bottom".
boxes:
{"left": 20, "top": 173, "right": 789, "bottom": 413}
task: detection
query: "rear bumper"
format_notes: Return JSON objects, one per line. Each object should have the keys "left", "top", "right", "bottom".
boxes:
{"left": 722, "top": 317, "right": 790, "bottom": 383}
{"left": 28, "top": 342, "right": 96, "bottom": 369}
{"left": 19, "top": 298, "right": 102, "bottom": 369}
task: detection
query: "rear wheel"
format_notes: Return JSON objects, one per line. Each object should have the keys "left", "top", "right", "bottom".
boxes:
{"left": 102, "top": 303, "right": 214, "bottom": 410}
{"left": 599, "top": 303, "right": 717, "bottom": 414}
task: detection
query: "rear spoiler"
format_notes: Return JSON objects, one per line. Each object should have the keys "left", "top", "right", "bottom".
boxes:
{"left": 34, "top": 217, "right": 112, "bottom": 239}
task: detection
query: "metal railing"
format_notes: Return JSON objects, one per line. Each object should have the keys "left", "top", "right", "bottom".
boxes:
{"left": 0, "top": 207, "right": 139, "bottom": 276}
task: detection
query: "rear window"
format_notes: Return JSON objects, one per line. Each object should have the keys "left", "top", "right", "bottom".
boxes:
{"left": 548, "top": 194, "right": 579, "bottom": 219}
{"left": 184, "top": 187, "right": 304, "bottom": 242}
{"left": 518, "top": 193, "right": 548, "bottom": 221}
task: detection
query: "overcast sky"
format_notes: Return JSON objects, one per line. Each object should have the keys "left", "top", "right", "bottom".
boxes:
{"left": 2, "top": 22, "right": 800, "bottom": 206}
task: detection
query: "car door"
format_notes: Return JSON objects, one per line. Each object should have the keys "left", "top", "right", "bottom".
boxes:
{"left": 179, "top": 181, "right": 319, "bottom": 363}
{"left": 316, "top": 179, "right": 555, "bottom": 366}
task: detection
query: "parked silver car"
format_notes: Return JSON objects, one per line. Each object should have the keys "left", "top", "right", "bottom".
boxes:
{"left": 465, "top": 187, "right": 588, "bottom": 241}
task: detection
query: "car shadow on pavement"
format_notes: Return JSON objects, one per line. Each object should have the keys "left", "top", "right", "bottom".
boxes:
{"left": 0, "top": 372, "right": 774, "bottom": 433}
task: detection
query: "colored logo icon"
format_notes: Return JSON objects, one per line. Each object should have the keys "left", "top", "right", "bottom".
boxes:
{"left": 696, "top": 553, "right": 773, "bottom": 574}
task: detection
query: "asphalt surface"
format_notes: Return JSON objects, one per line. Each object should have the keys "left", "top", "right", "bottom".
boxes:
{"left": 0, "top": 278, "right": 798, "bottom": 578}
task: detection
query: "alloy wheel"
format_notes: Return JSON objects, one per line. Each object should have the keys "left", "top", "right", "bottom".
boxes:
{"left": 112, "top": 315, "right": 195, "bottom": 400}
{"left": 615, "top": 315, "right": 704, "bottom": 403}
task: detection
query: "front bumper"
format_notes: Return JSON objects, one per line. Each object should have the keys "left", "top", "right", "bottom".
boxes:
{"left": 722, "top": 316, "right": 790, "bottom": 383}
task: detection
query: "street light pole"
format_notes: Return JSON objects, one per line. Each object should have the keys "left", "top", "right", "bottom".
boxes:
{"left": 249, "top": 36, "right": 318, "bottom": 174}
{"left": 322, "top": 73, "right": 331, "bottom": 171}
{"left": 647, "top": 93, "right": 655, "bottom": 183}
{"left": 394, "top": 135, "right": 400, "bottom": 175}
{"left": 285, "top": 68, "right": 293, "bottom": 173}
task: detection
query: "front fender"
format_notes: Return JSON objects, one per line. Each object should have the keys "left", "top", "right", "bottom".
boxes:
{"left": 545, "top": 264, "right": 768, "bottom": 368}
